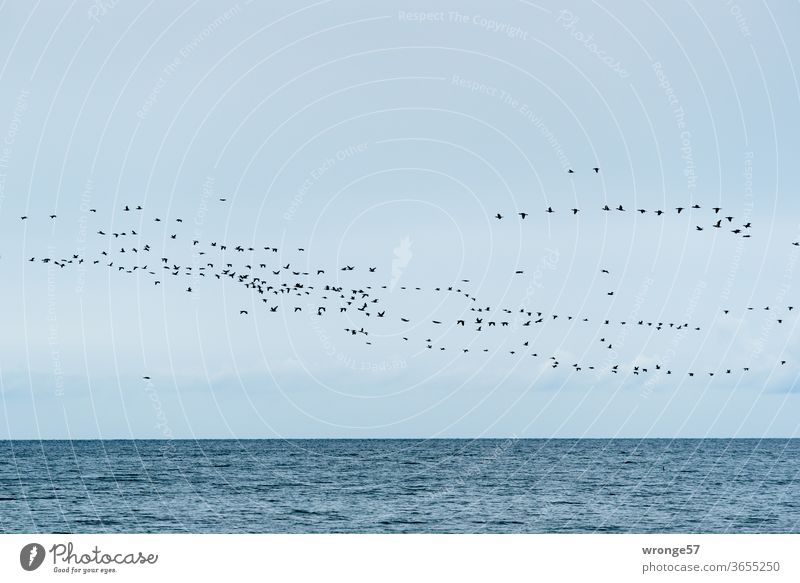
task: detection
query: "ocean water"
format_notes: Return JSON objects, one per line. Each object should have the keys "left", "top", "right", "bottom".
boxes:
{"left": 0, "top": 439, "right": 798, "bottom": 533}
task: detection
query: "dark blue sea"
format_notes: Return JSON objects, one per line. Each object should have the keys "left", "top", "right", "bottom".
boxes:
{"left": 1, "top": 439, "right": 798, "bottom": 533}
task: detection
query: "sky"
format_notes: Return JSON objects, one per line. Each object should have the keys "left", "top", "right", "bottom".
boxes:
{"left": 1, "top": 0, "right": 800, "bottom": 439}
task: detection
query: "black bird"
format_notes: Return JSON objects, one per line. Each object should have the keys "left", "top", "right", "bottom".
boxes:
{"left": 593, "top": 167, "right": 599, "bottom": 173}
{"left": 546, "top": 207, "right": 554, "bottom": 213}
{"left": 676, "top": 207, "right": 684, "bottom": 213}
{"left": 519, "top": 212, "right": 528, "bottom": 219}
{"left": 240, "top": 310, "right": 248, "bottom": 315}
{"left": 571, "top": 208, "right": 579, "bottom": 215}
{"left": 495, "top": 213, "right": 503, "bottom": 219}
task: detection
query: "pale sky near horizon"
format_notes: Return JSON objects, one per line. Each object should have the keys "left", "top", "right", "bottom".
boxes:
{"left": 2, "top": 1, "right": 800, "bottom": 439}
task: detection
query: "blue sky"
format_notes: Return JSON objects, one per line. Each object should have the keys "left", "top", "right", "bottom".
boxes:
{"left": 1, "top": 0, "right": 800, "bottom": 438}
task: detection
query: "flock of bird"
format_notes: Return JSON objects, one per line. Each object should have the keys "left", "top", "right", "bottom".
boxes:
{"left": 496, "top": 205, "right": 753, "bottom": 237}
{"left": 497, "top": 168, "right": 754, "bottom": 238}
{"left": 14, "top": 168, "right": 793, "bottom": 381}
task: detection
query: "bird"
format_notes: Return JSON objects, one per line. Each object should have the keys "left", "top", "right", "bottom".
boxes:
{"left": 676, "top": 207, "right": 684, "bottom": 213}
{"left": 519, "top": 212, "right": 528, "bottom": 219}
{"left": 571, "top": 208, "right": 579, "bottom": 215}
{"left": 495, "top": 213, "right": 503, "bottom": 219}
{"left": 546, "top": 207, "right": 554, "bottom": 213}
{"left": 593, "top": 167, "right": 599, "bottom": 173}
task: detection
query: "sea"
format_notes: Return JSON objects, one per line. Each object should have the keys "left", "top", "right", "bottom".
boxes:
{"left": 1, "top": 439, "right": 798, "bottom": 533}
